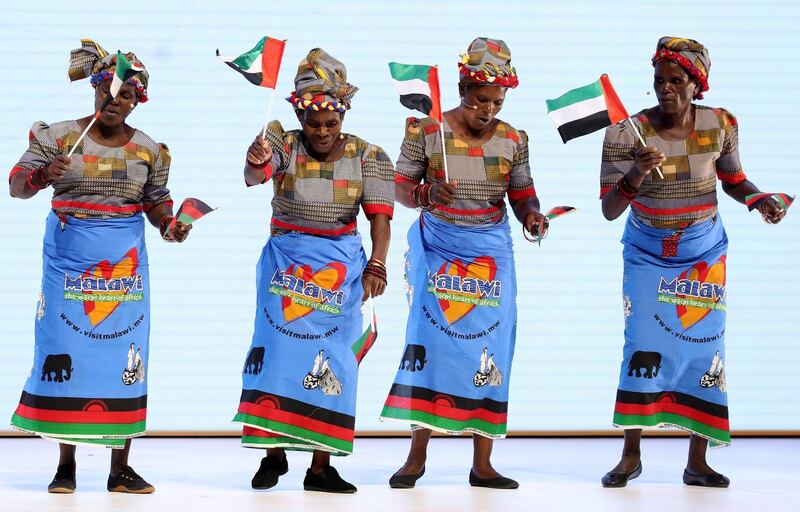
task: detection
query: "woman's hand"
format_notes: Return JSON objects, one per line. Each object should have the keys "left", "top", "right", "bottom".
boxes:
{"left": 161, "top": 218, "right": 192, "bottom": 243}
{"left": 431, "top": 181, "right": 457, "bottom": 206}
{"left": 246, "top": 136, "right": 272, "bottom": 166}
{"left": 634, "top": 147, "right": 666, "bottom": 176}
{"left": 524, "top": 209, "right": 549, "bottom": 239}
{"left": 361, "top": 274, "right": 386, "bottom": 302}
{"left": 43, "top": 155, "right": 72, "bottom": 183}
{"left": 758, "top": 197, "right": 787, "bottom": 224}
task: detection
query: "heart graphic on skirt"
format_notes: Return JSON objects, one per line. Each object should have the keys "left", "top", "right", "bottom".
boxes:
{"left": 675, "top": 256, "right": 726, "bottom": 330}
{"left": 281, "top": 262, "right": 346, "bottom": 323}
{"left": 436, "top": 256, "right": 497, "bottom": 325}
{"left": 82, "top": 248, "right": 139, "bottom": 327}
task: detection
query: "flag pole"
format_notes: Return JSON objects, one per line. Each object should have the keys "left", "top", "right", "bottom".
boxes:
{"left": 67, "top": 115, "right": 98, "bottom": 158}
{"left": 438, "top": 122, "right": 450, "bottom": 183}
{"left": 626, "top": 117, "right": 664, "bottom": 180}
{"left": 433, "top": 64, "right": 450, "bottom": 183}
{"left": 434, "top": 65, "right": 450, "bottom": 183}
{"left": 262, "top": 87, "right": 276, "bottom": 139}
{"left": 67, "top": 94, "right": 113, "bottom": 158}
{"left": 368, "top": 295, "right": 376, "bottom": 334}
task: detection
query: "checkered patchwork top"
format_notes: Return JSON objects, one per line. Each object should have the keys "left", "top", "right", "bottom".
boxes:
{"left": 395, "top": 116, "right": 535, "bottom": 225}
{"left": 600, "top": 106, "right": 746, "bottom": 229}
{"left": 10, "top": 120, "right": 172, "bottom": 218}
{"left": 261, "top": 120, "right": 395, "bottom": 236}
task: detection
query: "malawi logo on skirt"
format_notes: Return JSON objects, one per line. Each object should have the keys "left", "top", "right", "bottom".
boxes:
{"left": 269, "top": 262, "right": 347, "bottom": 322}
{"left": 656, "top": 256, "right": 726, "bottom": 330}
{"left": 427, "top": 256, "right": 501, "bottom": 325}
{"left": 63, "top": 248, "right": 143, "bottom": 327}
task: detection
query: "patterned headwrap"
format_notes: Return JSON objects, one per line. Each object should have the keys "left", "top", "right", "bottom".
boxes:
{"left": 652, "top": 36, "right": 710, "bottom": 100}
{"left": 458, "top": 37, "right": 518, "bottom": 88}
{"left": 68, "top": 39, "right": 150, "bottom": 103}
{"left": 286, "top": 48, "right": 358, "bottom": 113}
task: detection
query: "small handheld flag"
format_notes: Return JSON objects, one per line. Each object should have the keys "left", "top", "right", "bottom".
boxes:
{"left": 167, "top": 198, "right": 216, "bottom": 234}
{"left": 388, "top": 62, "right": 442, "bottom": 123}
{"left": 546, "top": 75, "right": 628, "bottom": 143}
{"left": 218, "top": 37, "right": 287, "bottom": 139}
{"left": 68, "top": 51, "right": 145, "bottom": 158}
{"left": 388, "top": 62, "right": 449, "bottom": 181}
{"left": 545, "top": 205, "right": 577, "bottom": 221}
{"left": 523, "top": 206, "right": 577, "bottom": 245}
{"left": 109, "top": 51, "right": 144, "bottom": 101}
{"left": 352, "top": 297, "right": 378, "bottom": 365}
{"left": 546, "top": 74, "right": 663, "bottom": 178}
{"left": 217, "top": 37, "right": 286, "bottom": 89}
{"left": 745, "top": 192, "right": 794, "bottom": 212}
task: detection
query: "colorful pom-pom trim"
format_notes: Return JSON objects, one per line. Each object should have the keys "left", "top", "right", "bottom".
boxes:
{"left": 457, "top": 63, "right": 519, "bottom": 88}
{"left": 286, "top": 91, "right": 350, "bottom": 112}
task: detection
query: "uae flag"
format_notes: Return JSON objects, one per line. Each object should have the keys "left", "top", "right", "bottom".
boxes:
{"left": 745, "top": 192, "right": 794, "bottom": 212}
{"left": 168, "top": 198, "right": 216, "bottom": 234}
{"left": 217, "top": 37, "right": 286, "bottom": 88}
{"left": 109, "top": 51, "right": 144, "bottom": 98}
{"left": 388, "top": 62, "right": 442, "bottom": 122}
{"left": 546, "top": 74, "right": 629, "bottom": 143}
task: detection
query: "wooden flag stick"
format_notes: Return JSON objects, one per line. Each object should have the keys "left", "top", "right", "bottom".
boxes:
{"left": 66, "top": 89, "right": 118, "bottom": 157}
{"left": 434, "top": 65, "right": 449, "bottom": 183}
{"left": 438, "top": 122, "right": 450, "bottom": 183}
{"left": 262, "top": 87, "right": 276, "bottom": 139}
{"left": 626, "top": 117, "right": 664, "bottom": 179}
{"left": 67, "top": 115, "right": 98, "bottom": 158}
{"left": 368, "top": 296, "right": 376, "bottom": 334}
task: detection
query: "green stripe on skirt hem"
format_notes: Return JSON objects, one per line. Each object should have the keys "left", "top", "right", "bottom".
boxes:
{"left": 11, "top": 414, "right": 146, "bottom": 439}
{"left": 241, "top": 435, "right": 339, "bottom": 455}
{"left": 613, "top": 412, "right": 730, "bottom": 447}
{"left": 41, "top": 435, "right": 129, "bottom": 449}
{"left": 233, "top": 413, "right": 352, "bottom": 455}
{"left": 380, "top": 406, "right": 507, "bottom": 438}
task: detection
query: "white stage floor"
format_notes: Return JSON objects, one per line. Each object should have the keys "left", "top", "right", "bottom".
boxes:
{"left": 0, "top": 437, "right": 796, "bottom": 511}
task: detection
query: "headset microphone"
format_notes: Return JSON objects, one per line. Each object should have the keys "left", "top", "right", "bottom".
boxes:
{"left": 460, "top": 99, "right": 478, "bottom": 110}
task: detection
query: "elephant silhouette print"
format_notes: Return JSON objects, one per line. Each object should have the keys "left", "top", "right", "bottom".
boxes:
{"left": 473, "top": 347, "right": 503, "bottom": 387}
{"left": 399, "top": 344, "right": 427, "bottom": 372}
{"left": 243, "top": 347, "right": 265, "bottom": 375}
{"left": 627, "top": 351, "right": 662, "bottom": 379}
{"left": 700, "top": 350, "right": 726, "bottom": 392}
{"left": 41, "top": 354, "right": 73, "bottom": 383}
{"left": 121, "top": 343, "right": 145, "bottom": 385}
{"left": 302, "top": 350, "right": 342, "bottom": 396}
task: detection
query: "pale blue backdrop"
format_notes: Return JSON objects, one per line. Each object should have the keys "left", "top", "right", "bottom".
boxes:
{"left": 1, "top": 0, "right": 797, "bottom": 433}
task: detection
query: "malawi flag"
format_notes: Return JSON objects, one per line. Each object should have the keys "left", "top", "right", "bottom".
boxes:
{"left": 110, "top": 51, "right": 144, "bottom": 99}
{"left": 168, "top": 198, "right": 215, "bottom": 233}
{"left": 744, "top": 192, "right": 794, "bottom": 212}
{"left": 388, "top": 62, "right": 442, "bottom": 123}
{"left": 545, "top": 206, "right": 577, "bottom": 221}
{"left": 352, "top": 299, "right": 377, "bottom": 365}
{"left": 546, "top": 74, "right": 629, "bottom": 143}
{"left": 217, "top": 37, "right": 286, "bottom": 88}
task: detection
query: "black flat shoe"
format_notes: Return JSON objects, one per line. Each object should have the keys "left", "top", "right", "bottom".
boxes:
{"left": 389, "top": 466, "right": 425, "bottom": 489}
{"left": 601, "top": 462, "right": 642, "bottom": 488}
{"left": 683, "top": 469, "right": 730, "bottom": 488}
{"left": 303, "top": 466, "right": 357, "bottom": 494}
{"left": 107, "top": 465, "right": 155, "bottom": 494}
{"left": 48, "top": 463, "right": 76, "bottom": 494}
{"left": 468, "top": 469, "right": 519, "bottom": 489}
{"left": 251, "top": 454, "right": 289, "bottom": 490}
